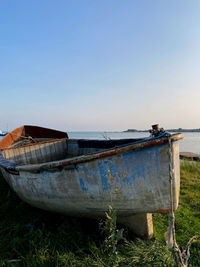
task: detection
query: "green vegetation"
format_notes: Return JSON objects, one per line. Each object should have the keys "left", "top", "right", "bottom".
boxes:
{"left": 0, "top": 161, "right": 200, "bottom": 266}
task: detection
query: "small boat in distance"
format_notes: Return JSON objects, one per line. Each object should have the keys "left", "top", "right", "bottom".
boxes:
{"left": 0, "top": 124, "right": 183, "bottom": 237}
{"left": 0, "top": 130, "right": 7, "bottom": 137}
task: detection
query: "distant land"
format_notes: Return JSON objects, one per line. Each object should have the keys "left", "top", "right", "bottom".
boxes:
{"left": 124, "top": 128, "right": 200, "bottom": 133}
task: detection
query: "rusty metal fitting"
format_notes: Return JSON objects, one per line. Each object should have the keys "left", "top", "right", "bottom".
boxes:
{"left": 149, "top": 124, "right": 165, "bottom": 137}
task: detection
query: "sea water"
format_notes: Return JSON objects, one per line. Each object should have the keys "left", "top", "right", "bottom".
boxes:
{"left": 68, "top": 131, "right": 200, "bottom": 154}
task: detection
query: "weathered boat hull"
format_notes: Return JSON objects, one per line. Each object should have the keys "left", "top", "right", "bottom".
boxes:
{"left": 0, "top": 139, "right": 181, "bottom": 217}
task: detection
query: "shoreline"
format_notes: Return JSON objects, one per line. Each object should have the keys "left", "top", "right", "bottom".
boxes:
{"left": 180, "top": 152, "right": 200, "bottom": 161}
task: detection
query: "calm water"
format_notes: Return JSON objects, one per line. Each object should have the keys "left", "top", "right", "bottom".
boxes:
{"left": 68, "top": 131, "right": 200, "bottom": 154}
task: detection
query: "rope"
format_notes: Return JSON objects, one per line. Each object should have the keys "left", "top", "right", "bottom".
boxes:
{"left": 167, "top": 133, "right": 186, "bottom": 266}
{"left": 115, "top": 131, "right": 167, "bottom": 148}
{"left": 1, "top": 132, "right": 37, "bottom": 150}
{"left": 8, "top": 132, "right": 37, "bottom": 142}
{"left": 165, "top": 131, "right": 199, "bottom": 266}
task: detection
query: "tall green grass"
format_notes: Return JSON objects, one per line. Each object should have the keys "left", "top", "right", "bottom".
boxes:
{"left": 0, "top": 160, "right": 200, "bottom": 266}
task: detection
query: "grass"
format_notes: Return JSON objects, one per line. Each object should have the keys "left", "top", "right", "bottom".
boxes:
{"left": 153, "top": 160, "right": 200, "bottom": 266}
{"left": 0, "top": 160, "right": 200, "bottom": 266}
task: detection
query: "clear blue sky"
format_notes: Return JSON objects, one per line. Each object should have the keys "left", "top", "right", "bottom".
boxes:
{"left": 0, "top": 0, "right": 199, "bottom": 131}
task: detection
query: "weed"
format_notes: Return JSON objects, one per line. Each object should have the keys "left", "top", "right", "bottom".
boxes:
{"left": 99, "top": 205, "right": 124, "bottom": 255}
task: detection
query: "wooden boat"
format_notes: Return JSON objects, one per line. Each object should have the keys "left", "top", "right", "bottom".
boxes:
{"left": 0, "top": 125, "right": 183, "bottom": 237}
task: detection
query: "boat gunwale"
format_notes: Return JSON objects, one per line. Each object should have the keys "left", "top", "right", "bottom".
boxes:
{"left": 13, "top": 133, "right": 183, "bottom": 172}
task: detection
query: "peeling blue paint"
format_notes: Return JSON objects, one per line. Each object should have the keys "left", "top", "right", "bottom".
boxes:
{"left": 79, "top": 178, "right": 88, "bottom": 192}
{"left": 121, "top": 145, "right": 166, "bottom": 186}
{"left": 155, "top": 148, "right": 160, "bottom": 170}
{"left": 122, "top": 152, "right": 136, "bottom": 185}
{"left": 98, "top": 162, "right": 111, "bottom": 192}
